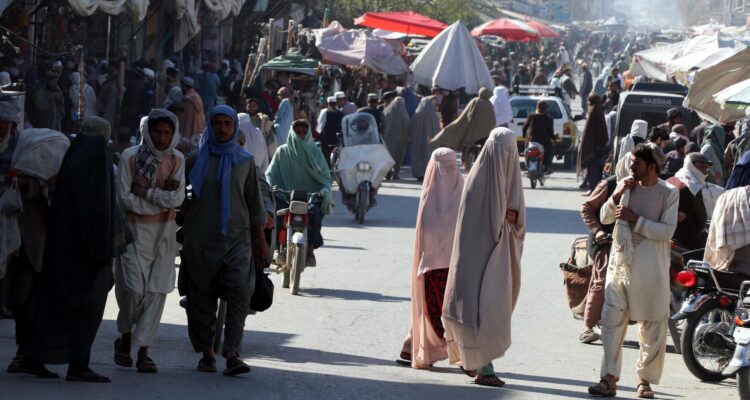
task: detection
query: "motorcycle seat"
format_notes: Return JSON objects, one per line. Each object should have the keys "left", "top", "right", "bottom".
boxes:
{"left": 712, "top": 269, "right": 750, "bottom": 292}
{"left": 291, "top": 190, "right": 308, "bottom": 202}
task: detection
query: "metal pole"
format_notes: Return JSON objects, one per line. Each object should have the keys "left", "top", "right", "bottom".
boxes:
{"left": 106, "top": 15, "right": 112, "bottom": 60}
{"left": 78, "top": 47, "right": 85, "bottom": 120}
{"left": 267, "top": 18, "right": 275, "bottom": 60}
{"left": 286, "top": 20, "right": 294, "bottom": 53}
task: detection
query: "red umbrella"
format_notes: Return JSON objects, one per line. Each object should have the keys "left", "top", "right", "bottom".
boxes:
{"left": 354, "top": 11, "right": 448, "bottom": 38}
{"left": 471, "top": 18, "right": 540, "bottom": 42}
{"left": 526, "top": 20, "right": 560, "bottom": 39}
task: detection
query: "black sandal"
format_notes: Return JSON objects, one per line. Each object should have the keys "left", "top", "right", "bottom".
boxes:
{"left": 222, "top": 357, "right": 250, "bottom": 376}
{"left": 475, "top": 374, "right": 505, "bottom": 387}
{"left": 18, "top": 360, "right": 59, "bottom": 379}
{"left": 66, "top": 369, "right": 110, "bottom": 383}
{"left": 7, "top": 356, "right": 23, "bottom": 373}
{"left": 113, "top": 339, "right": 133, "bottom": 367}
{"left": 395, "top": 351, "right": 411, "bottom": 366}
{"left": 460, "top": 366, "right": 477, "bottom": 378}
{"left": 197, "top": 356, "right": 217, "bottom": 373}
{"left": 136, "top": 357, "right": 158, "bottom": 373}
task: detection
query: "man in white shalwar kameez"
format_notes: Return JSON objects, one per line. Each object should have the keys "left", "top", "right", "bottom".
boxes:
{"left": 113, "top": 109, "right": 185, "bottom": 373}
{"left": 588, "top": 143, "right": 678, "bottom": 399}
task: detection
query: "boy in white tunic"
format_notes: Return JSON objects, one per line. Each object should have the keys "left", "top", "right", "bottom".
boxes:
{"left": 113, "top": 109, "right": 185, "bottom": 373}
{"left": 588, "top": 143, "right": 678, "bottom": 399}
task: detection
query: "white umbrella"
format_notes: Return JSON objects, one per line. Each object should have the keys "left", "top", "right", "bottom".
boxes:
{"left": 683, "top": 46, "right": 750, "bottom": 123}
{"left": 410, "top": 21, "right": 493, "bottom": 95}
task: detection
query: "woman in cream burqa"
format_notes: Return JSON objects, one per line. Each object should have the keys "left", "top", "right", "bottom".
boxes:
{"left": 430, "top": 88, "right": 496, "bottom": 161}
{"left": 442, "top": 127, "right": 525, "bottom": 387}
{"left": 398, "top": 148, "right": 464, "bottom": 368}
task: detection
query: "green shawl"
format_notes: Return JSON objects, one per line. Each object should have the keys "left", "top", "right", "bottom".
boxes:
{"left": 266, "top": 126, "right": 333, "bottom": 214}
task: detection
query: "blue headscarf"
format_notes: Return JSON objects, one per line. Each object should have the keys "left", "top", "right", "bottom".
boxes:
{"left": 189, "top": 105, "right": 252, "bottom": 236}
{"left": 726, "top": 149, "right": 750, "bottom": 190}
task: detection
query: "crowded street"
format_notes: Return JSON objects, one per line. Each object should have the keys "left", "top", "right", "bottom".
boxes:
{"left": 3, "top": 0, "right": 750, "bottom": 399}
{"left": 0, "top": 168, "right": 739, "bottom": 399}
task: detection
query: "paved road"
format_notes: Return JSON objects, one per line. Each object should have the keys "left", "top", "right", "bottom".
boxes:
{"left": 0, "top": 165, "right": 739, "bottom": 400}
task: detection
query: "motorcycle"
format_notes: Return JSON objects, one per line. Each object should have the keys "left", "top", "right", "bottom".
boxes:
{"left": 524, "top": 141, "right": 546, "bottom": 189}
{"left": 672, "top": 260, "right": 745, "bottom": 381}
{"left": 725, "top": 283, "right": 750, "bottom": 399}
{"left": 332, "top": 112, "right": 394, "bottom": 224}
{"left": 667, "top": 242, "right": 705, "bottom": 354}
{"left": 270, "top": 188, "right": 322, "bottom": 295}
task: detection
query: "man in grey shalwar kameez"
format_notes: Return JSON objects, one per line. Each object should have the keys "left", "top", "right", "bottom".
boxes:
{"left": 409, "top": 95, "right": 441, "bottom": 180}
{"left": 180, "top": 105, "right": 267, "bottom": 376}
{"left": 382, "top": 93, "right": 411, "bottom": 180}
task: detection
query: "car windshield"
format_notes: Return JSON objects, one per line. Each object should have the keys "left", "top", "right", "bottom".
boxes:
{"left": 341, "top": 113, "right": 381, "bottom": 147}
{"left": 511, "top": 99, "right": 563, "bottom": 119}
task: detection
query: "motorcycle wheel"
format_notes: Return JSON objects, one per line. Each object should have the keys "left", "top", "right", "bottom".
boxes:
{"left": 738, "top": 367, "right": 750, "bottom": 400}
{"left": 680, "top": 298, "right": 733, "bottom": 382}
{"left": 356, "top": 185, "right": 368, "bottom": 224}
{"left": 290, "top": 244, "right": 305, "bottom": 295}
{"left": 530, "top": 177, "right": 537, "bottom": 189}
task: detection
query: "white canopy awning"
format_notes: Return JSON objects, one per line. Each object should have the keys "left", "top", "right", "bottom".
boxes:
{"left": 684, "top": 46, "right": 750, "bottom": 123}
{"left": 68, "top": 0, "right": 150, "bottom": 21}
{"left": 410, "top": 21, "right": 493, "bottom": 94}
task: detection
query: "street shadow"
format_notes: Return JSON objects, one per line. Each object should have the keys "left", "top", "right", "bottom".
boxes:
{"left": 300, "top": 288, "right": 409, "bottom": 303}
{"left": 326, "top": 193, "right": 419, "bottom": 229}
{"left": 322, "top": 244, "right": 367, "bottom": 250}
{"left": 525, "top": 207, "right": 587, "bottom": 235}
{"left": 501, "top": 372, "right": 636, "bottom": 391}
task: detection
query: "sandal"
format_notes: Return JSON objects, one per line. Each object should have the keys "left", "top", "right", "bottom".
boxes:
{"left": 637, "top": 383, "right": 655, "bottom": 399}
{"left": 475, "top": 374, "right": 505, "bottom": 387}
{"left": 588, "top": 379, "right": 616, "bottom": 397}
{"left": 136, "top": 357, "right": 158, "bottom": 373}
{"left": 18, "top": 360, "right": 59, "bottom": 379}
{"left": 197, "top": 356, "right": 217, "bottom": 373}
{"left": 66, "top": 369, "right": 110, "bottom": 383}
{"left": 222, "top": 357, "right": 250, "bottom": 376}
{"left": 395, "top": 351, "right": 411, "bottom": 366}
{"left": 113, "top": 339, "right": 133, "bottom": 367}
{"left": 579, "top": 329, "right": 601, "bottom": 344}
{"left": 460, "top": 366, "right": 477, "bottom": 378}
{"left": 7, "top": 356, "right": 23, "bottom": 373}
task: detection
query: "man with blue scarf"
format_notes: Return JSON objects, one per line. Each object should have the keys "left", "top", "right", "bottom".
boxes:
{"left": 179, "top": 105, "right": 267, "bottom": 376}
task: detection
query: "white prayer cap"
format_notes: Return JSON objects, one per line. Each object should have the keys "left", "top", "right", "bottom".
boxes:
{"left": 142, "top": 68, "right": 155, "bottom": 79}
{"left": 334, "top": 91, "right": 346, "bottom": 99}
{"left": 327, "top": 96, "right": 337, "bottom": 103}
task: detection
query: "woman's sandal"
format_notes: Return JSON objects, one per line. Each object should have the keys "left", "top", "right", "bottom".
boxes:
{"left": 460, "top": 366, "right": 477, "bottom": 378}
{"left": 475, "top": 374, "right": 505, "bottom": 387}
{"left": 113, "top": 339, "right": 133, "bottom": 367}
{"left": 395, "top": 351, "right": 411, "bottom": 366}
{"left": 196, "top": 356, "right": 217, "bottom": 373}
{"left": 588, "top": 379, "right": 617, "bottom": 397}
{"left": 7, "top": 356, "right": 22, "bottom": 373}
{"left": 136, "top": 357, "right": 158, "bottom": 373}
{"left": 637, "top": 383, "right": 655, "bottom": 399}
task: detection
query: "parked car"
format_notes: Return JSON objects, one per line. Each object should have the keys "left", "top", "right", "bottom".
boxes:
{"left": 509, "top": 91, "right": 580, "bottom": 169}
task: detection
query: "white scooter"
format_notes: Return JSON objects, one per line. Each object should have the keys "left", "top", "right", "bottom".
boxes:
{"left": 332, "top": 112, "right": 394, "bottom": 224}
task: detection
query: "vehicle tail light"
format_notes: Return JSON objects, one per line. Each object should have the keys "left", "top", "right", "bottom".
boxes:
{"left": 719, "top": 296, "right": 732, "bottom": 308}
{"left": 279, "top": 228, "right": 287, "bottom": 244}
{"left": 676, "top": 270, "right": 697, "bottom": 288}
{"left": 525, "top": 148, "right": 541, "bottom": 158}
